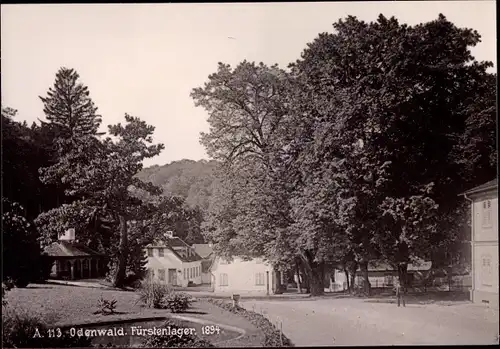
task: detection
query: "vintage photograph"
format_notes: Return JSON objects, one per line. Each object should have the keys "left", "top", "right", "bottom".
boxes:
{"left": 1, "top": 1, "right": 498, "bottom": 347}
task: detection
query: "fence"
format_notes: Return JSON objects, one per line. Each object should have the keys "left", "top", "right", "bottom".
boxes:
{"left": 329, "top": 274, "right": 472, "bottom": 293}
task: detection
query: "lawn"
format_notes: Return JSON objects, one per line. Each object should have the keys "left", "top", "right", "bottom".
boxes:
{"left": 2, "top": 283, "right": 265, "bottom": 347}
{"left": 3, "top": 284, "right": 148, "bottom": 326}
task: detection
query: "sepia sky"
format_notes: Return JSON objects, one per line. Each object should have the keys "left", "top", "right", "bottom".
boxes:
{"left": 1, "top": 2, "right": 496, "bottom": 167}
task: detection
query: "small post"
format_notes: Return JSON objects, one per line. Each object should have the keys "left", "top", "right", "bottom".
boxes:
{"left": 280, "top": 319, "right": 283, "bottom": 346}
{"left": 231, "top": 294, "right": 240, "bottom": 308}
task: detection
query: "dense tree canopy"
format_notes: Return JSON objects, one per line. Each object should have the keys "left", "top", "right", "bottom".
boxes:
{"left": 193, "top": 14, "right": 497, "bottom": 295}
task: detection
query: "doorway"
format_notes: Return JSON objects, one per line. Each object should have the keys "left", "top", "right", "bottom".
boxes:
{"left": 168, "top": 269, "right": 177, "bottom": 286}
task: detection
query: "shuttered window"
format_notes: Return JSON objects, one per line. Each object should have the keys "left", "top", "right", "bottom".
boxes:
{"left": 219, "top": 273, "right": 228, "bottom": 286}
{"left": 255, "top": 273, "right": 265, "bottom": 286}
{"left": 158, "top": 269, "right": 165, "bottom": 281}
{"left": 482, "top": 200, "right": 492, "bottom": 227}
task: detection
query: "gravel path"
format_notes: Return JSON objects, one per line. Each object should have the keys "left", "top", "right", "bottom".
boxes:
{"left": 241, "top": 298, "right": 499, "bottom": 346}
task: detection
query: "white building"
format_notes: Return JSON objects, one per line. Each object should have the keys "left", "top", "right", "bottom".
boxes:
{"left": 210, "top": 256, "right": 278, "bottom": 295}
{"left": 327, "top": 259, "right": 432, "bottom": 292}
{"left": 192, "top": 243, "right": 214, "bottom": 285}
{"left": 145, "top": 231, "right": 203, "bottom": 287}
{"left": 462, "top": 179, "right": 498, "bottom": 307}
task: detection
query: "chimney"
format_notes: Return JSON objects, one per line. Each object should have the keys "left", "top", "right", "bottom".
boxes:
{"left": 59, "top": 228, "right": 76, "bottom": 242}
{"left": 165, "top": 231, "right": 174, "bottom": 239}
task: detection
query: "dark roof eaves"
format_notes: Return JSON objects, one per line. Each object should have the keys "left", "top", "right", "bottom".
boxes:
{"left": 460, "top": 179, "right": 498, "bottom": 196}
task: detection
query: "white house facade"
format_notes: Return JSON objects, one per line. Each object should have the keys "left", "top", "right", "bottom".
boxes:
{"left": 145, "top": 232, "right": 203, "bottom": 287}
{"left": 210, "top": 256, "right": 277, "bottom": 295}
{"left": 463, "top": 179, "right": 498, "bottom": 307}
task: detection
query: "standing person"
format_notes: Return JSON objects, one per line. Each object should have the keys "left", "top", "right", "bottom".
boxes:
{"left": 394, "top": 279, "right": 406, "bottom": 307}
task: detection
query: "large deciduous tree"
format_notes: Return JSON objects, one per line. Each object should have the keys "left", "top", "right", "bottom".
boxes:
{"left": 286, "top": 14, "right": 496, "bottom": 290}
{"left": 192, "top": 61, "right": 303, "bottom": 292}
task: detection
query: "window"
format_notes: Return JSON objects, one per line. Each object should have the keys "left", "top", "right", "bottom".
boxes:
{"left": 158, "top": 269, "right": 165, "bottom": 281}
{"left": 481, "top": 254, "right": 493, "bottom": 287}
{"left": 255, "top": 273, "right": 265, "bottom": 286}
{"left": 219, "top": 273, "right": 228, "bottom": 286}
{"left": 158, "top": 248, "right": 164, "bottom": 257}
{"left": 219, "top": 258, "right": 228, "bottom": 265}
{"left": 147, "top": 248, "right": 153, "bottom": 257}
{"left": 148, "top": 268, "right": 155, "bottom": 278}
{"left": 482, "top": 200, "right": 492, "bottom": 227}
{"left": 384, "top": 275, "right": 394, "bottom": 286}
{"left": 183, "top": 268, "right": 187, "bottom": 280}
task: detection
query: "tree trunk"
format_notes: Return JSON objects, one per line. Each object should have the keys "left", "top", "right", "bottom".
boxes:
{"left": 274, "top": 269, "right": 283, "bottom": 294}
{"left": 346, "top": 261, "right": 358, "bottom": 293}
{"left": 113, "top": 215, "right": 128, "bottom": 288}
{"left": 397, "top": 263, "right": 408, "bottom": 293}
{"left": 300, "top": 253, "right": 324, "bottom": 296}
{"left": 295, "top": 260, "right": 302, "bottom": 293}
{"left": 359, "top": 261, "right": 372, "bottom": 296}
{"left": 298, "top": 260, "right": 310, "bottom": 293}
{"left": 344, "top": 267, "right": 350, "bottom": 291}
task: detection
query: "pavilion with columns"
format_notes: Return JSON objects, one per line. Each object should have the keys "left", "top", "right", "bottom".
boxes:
{"left": 44, "top": 228, "right": 107, "bottom": 280}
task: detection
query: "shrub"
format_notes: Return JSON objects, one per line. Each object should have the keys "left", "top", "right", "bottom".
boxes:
{"left": 2, "top": 308, "right": 93, "bottom": 348}
{"left": 3, "top": 199, "right": 45, "bottom": 288}
{"left": 137, "top": 276, "right": 172, "bottom": 308}
{"left": 161, "top": 292, "right": 193, "bottom": 313}
{"left": 96, "top": 296, "right": 117, "bottom": 315}
{"left": 124, "top": 271, "right": 144, "bottom": 289}
{"left": 207, "top": 299, "right": 294, "bottom": 347}
{"left": 141, "top": 319, "right": 214, "bottom": 348}
{"left": 2, "top": 282, "right": 12, "bottom": 306}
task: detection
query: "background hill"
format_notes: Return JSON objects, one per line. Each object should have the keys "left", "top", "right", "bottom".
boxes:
{"left": 136, "top": 159, "right": 219, "bottom": 211}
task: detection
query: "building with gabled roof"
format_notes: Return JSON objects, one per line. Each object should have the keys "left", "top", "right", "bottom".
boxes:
{"left": 462, "top": 178, "right": 498, "bottom": 307}
{"left": 145, "top": 231, "right": 203, "bottom": 286}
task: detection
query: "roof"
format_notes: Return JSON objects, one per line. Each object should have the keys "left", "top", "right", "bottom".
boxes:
{"left": 462, "top": 178, "right": 498, "bottom": 196}
{"left": 146, "top": 236, "right": 202, "bottom": 263}
{"left": 192, "top": 244, "right": 214, "bottom": 259}
{"left": 357, "top": 260, "right": 432, "bottom": 272}
{"left": 148, "top": 236, "right": 190, "bottom": 248}
{"left": 208, "top": 255, "right": 270, "bottom": 272}
{"left": 169, "top": 248, "right": 203, "bottom": 263}
{"left": 43, "top": 241, "right": 105, "bottom": 258}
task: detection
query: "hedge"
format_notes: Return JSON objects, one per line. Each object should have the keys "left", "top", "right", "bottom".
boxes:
{"left": 207, "top": 298, "right": 294, "bottom": 347}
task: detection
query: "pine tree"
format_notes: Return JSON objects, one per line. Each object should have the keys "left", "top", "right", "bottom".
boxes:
{"left": 39, "top": 67, "right": 102, "bottom": 138}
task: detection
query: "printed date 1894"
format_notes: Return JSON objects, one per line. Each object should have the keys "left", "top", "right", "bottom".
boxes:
{"left": 201, "top": 325, "right": 221, "bottom": 335}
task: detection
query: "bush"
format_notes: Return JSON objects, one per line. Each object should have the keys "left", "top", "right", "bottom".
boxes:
{"left": 161, "top": 292, "right": 193, "bottom": 313}
{"left": 2, "top": 308, "right": 93, "bottom": 348}
{"left": 96, "top": 296, "right": 117, "bottom": 315}
{"left": 124, "top": 271, "right": 144, "bottom": 289}
{"left": 137, "top": 277, "right": 172, "bottom": 308}
{"left": 2, "top": 282, "right": 12, "bottom": 306}
{"left": 141, "top": 319, "right": 214, "bottom": 348}
{"left": 207, "top": 299, "right": 294, "bottom": 347}
{"left": 3, "top": 199, "right": 45, "bottom": 288}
